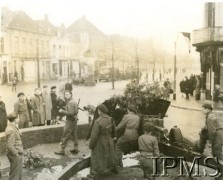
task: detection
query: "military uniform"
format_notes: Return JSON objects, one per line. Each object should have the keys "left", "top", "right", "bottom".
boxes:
{"left": 115, "top": 113, "right": 140, "bottom": 166}
{"left": 89, "top": 114, "right": 118, "bottom": 177}
{"left": 138, "top": 133, "right": 160, "bottom": 179}
{"left": 5, "top": 122, "right": 24, "bottom": 180}
{"left": 14, "top": 99, "right": 30, "bottom": 129}
{"left": 57, "top": 98, "right": 78, "bottom": 154}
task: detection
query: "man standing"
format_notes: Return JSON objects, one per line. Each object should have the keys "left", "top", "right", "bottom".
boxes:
{"left": 0, "top": 96, "right": 7, "bottom": 133}
{"left": 87, "top": 104, "right": 118, "bottom": 179}
{"left": 5, "top": 113, "right": 24, "bottom": 180}
{"left": 42, "top": 85, "right": 52, "bottom": 125}
{"left": 31, "top": 88, "right": 45, "bottom": 126}
{"left": 55, "top": 91, "right": 79, "bottom": 155}
{"left": 12, "top": 76, "right": 17, "bottom": 92}
{"left": 14, "top": 92, "right": 31, "bottom": 129}
{"left": 51, "top": 86, "right": 57, "bottom": 124}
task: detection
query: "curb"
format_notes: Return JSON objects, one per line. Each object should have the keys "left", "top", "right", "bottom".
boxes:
{"left": 170, "top": 104, "right": 202, "bottom": 111}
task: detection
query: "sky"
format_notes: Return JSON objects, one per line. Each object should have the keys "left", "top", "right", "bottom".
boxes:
{"left": 1, "top": 0, "right": 205, "bottom": 38}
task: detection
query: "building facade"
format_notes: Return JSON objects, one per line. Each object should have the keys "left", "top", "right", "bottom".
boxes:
{"left": 193, "top": 2, "right": 223, "bottom": 100}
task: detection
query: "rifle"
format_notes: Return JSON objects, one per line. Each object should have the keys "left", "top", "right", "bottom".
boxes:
{"left": 86, "top": 106, "right": 99, "bottom": 140}
{"left": 77, "top": 99, "right": 84, "bottom": 111}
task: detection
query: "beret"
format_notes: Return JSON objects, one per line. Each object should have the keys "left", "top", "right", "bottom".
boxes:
{"left": 17, "top": 92, "right": 25, "bottom": 97}
{"left": 98, "top": 104, "right": 108, "bottom": 114}
{"left": 43, "top": 85, "right": 48, "bottom": 88}
{"left": 51, "top": 86, "right": 56, "bottom": 89}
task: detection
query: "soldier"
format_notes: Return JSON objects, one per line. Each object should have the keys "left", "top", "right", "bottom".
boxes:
{"left": 42, "top": 85, "right": 52, "bottom": 125}
{"left": 87, "top": 104, "right": 118, "bottom": 179}
{"left": 115, "top": 105, "right": 140, "bottom": 166}
{"left": 5, "top": 113, "right": 24, "bottom": 180}
{"left": 138, "top": 123, "right": 160, "bottom": 179}
{"left": 14, "top": 92, "right": 31, "bottom": 129}
{"left": 55, "top": 91, "right": 79, "bottom": 155}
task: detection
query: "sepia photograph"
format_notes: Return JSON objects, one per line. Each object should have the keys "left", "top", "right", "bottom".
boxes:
{"left": 0, "top": 0, "right": 223, "bottom": 179}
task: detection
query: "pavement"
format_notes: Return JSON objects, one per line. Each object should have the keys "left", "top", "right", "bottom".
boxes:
{"left": 170, "top": 94, "right": 203, "bottom": 111}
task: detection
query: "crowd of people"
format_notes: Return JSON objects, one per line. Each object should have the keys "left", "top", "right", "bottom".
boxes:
{"left": 179, "top": 74, "right": 201, "bottom": 100}
{"left": 1, "top": 78, "right": 223, "bottom": 180}
{"left": 0, "top": 80, "right": 74, "bottom": 133}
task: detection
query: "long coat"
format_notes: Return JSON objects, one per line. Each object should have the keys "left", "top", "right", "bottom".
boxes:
{"left": 51, "top": 92, "right": 57, "bottom": 119}
{"left": 0, "top": 101, "right": 7, "bottom": 133}
{"left": 31, "top": 94, "right": 45, "bottom": 125}
{"left": 89, "top": 114, "right": 118, "bottom": 174}
{"left": 42, "top": 92, "right": 52, "bottom": 120}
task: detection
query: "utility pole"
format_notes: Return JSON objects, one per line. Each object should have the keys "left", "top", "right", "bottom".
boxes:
{"left": 112, "top": 46, "right": 115, "bottom": 90}
{"left": 173, "top": 41, "right": 177, "bottom": 100}
{"left": 37, "top": 46, "right": 40, "bottom": 88}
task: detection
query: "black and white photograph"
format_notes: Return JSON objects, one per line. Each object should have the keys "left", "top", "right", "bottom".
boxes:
{"left": 0, "top": 0, "right": 223, "bottom": 179}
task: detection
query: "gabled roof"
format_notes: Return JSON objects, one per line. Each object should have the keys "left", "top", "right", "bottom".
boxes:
{"left": 7, "top": 10, "right": 41, "bottom": 33}
{"left": 67, "top": 16, "right": 104, "bottom": 36}
{"left": 36, "top": 19, "right": 57, "bottom": 35}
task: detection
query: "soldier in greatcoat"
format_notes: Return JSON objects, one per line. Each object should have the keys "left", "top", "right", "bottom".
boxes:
{"left": 87, "top": 104, "right": 118, "bottom": 179}
{"left": 42, "top": 85, "right": 52, "bottom": 125}
{"left": 5, "top": 113, "right": 24, "bottom": 180}
{"left": 31, "top": 88, "right": 45, "bottom": 126}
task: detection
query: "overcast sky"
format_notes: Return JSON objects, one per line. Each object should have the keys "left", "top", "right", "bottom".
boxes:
{"left": 1, "top": 0, "right": 205, "bottom": 37}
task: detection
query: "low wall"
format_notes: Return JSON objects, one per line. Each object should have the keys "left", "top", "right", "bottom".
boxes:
{"left": 0, "top": 124, "right": 89, "bottom": 155}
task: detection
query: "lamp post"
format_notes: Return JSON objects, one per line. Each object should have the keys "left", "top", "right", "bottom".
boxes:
{"left": 37, "top": 46, "right": 40, "bottom": 88}
{"left": 173, "top": 33, "right": 179, "bottom": 100}
{"left": 173, "top": 41, "right": 177, "bottom": 100}
{"left": 112, "top": 46, "right": 115, "bottom": 90}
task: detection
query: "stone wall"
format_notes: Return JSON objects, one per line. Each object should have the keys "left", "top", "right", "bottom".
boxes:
{"left": 0, "top": 124, "right": 89, "bottom": 155}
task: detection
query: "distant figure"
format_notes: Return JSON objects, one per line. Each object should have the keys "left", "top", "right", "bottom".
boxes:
{"left": 179, "top": 79, "right": 186, "bottom": 97}
{"left": 213, "top": 84, "right": 220, "bottom": 102}
{"left": 12, "top": 77, "right": 17, "bottom": 92}
{"left": 184, "top": 76, "right": 190, "bottom": 99}
{"left": 65, "top": 80, "right": 73, "bottom": 91}
{"left": 0, "top": 96, "right": 7, "bottom": 133}
{"left": 195, "top": 75, "right": 201, "bottom": 100}
{"left": 163, "top": 78, "right": 170, "bottom": 89}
